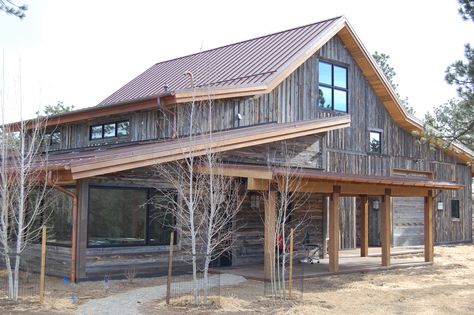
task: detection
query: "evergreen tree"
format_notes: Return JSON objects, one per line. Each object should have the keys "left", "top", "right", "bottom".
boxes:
{"left": 42, "top": 101, "right": 74, "bottom": 116}
{"left": 372, "top": 51, "right": 414, "bottom": 114}
{"left": 0, "top": 0, "right": 27, "bottom": 19}
{"left": 424, "top": 0, "right": 474, "bottom": 150}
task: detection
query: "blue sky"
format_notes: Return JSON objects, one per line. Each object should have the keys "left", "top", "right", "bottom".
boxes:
{"left": 1, "top": 0, "right": 473, "bottom": 122}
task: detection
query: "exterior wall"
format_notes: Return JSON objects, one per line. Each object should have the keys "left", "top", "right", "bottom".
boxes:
{"left": 233, "top": 192, "right": 324, "bottom": 267}
{"left": 75, "top": 173, "right": 190, "bottom": 280}
{"left": 47, "top": 33, "right": 472, "bottom": 278}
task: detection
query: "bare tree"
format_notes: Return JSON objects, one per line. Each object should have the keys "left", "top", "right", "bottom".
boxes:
{"left": 0, "top": 56, "right": 56, "bottom": 300}
{"left": 153, "top": 88, "right": 206, "bottom": 305}
{"left": 153, "top": 82, "right": 244, "bottom": 305}
{"left": 0, "top": 111, "right": 52, "bottom": 300}
{"left": 200, "top": 98, "right": 245, "bottom": 303}
{"left": 262, "top": 144, "right": 311, "bottom": 299}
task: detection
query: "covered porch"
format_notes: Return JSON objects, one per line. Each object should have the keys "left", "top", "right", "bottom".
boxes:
{"left": 212, "top": 246, "right": 428, "bottom": 281}
{"left": 209, "top": 164, "right": 463, "bottom": 280}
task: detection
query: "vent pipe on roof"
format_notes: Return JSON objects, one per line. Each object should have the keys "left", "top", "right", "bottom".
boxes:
{"left": 184, "top": 70, "right": 194, "bottom": 88}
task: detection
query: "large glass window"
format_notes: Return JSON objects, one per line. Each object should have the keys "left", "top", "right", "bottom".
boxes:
{"left": 148, "top": 192, "right": 176, "bottom": 245}
{"left": 28, "top": 188, "right": 74, "bottom": 247}
{"left": 45, "top": 190, "right": 73, "bottom": 246}
{"left": 318, "top": 61, "right": 348, "bottom": 112}
{"left": 88, "top": 186, "right": 176, "bottom": 247}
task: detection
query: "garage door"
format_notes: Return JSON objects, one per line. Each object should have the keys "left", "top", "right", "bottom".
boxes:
{"left": 392, "top": 197, "right": 424, "bottom": 246}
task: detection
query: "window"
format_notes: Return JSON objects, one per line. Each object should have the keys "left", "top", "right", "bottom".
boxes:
{"left": 44, "top": 131, "right": 61, "bottom": 146}
{"left": 451, "top": 199, "right": 460, "bottom": 219}
{"left": 318, "top": 61, "right": 348, "bottom": 112}
{"left": 90, "top": 120, "right": 130, "bottom": 140}
{"left": 87, "top": 186, "right": 175, "bottom": 247}
{"left": 28, "top": 188, "right": 74, "bottom": 247}
{"left": 369, "top": 130, "right": 382, "bottom": 153}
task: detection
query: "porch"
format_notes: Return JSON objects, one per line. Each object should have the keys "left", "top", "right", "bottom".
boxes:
{"left": 211, "top": 246, "right": 428, "bottom": 281}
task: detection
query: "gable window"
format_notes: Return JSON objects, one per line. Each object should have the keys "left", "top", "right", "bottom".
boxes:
{"left": 87, "top": 186, "right": 176, "bottom": 247}
{"left": 451, "top": 199, "right": 460, "bottom": 219}
{"left": 318, "top": 61, "right": 348, "bottom": 112}
{"left": 90, "top": 120, "right": 130, "bottom": 140}
{"left": 369, "top": 130, "right": 382, "bottom": 153}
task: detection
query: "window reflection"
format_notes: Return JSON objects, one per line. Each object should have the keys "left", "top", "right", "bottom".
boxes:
{"left": 318, "top": 61, "right": 348, "bottom": 112}
{"left": 369, "top": 131, "right": 382, "bottom": 153}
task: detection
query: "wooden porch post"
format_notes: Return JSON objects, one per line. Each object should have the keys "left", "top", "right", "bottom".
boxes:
{"left": 264, "top": 191, "right": 276, "bottom": 281}
{"left": 381, "top": 189, "right": 391, "bottom": 266}
{"left": 424, "top": 190, "right": 434, "bottom": 262}
{"left": 360, "top": 196, "right": 369, "bottom": 257}
{"left": 329, "top": 186, "right": 340, "bottom": 272}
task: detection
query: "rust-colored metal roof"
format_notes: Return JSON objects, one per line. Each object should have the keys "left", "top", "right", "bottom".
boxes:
{"left": 99, "top": 16, "right": 343, "bottom": 106}
{"left": 45, "top": 115, "right": 350, "bottom": 179}
{"left": 212, "top": 163, "right": 463, "bottom": 191}
{"left": 271, "top": 168, "right": 463, "bottom": 190}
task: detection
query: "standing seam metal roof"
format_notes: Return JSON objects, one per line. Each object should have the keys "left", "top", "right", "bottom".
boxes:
{"left": 99, "top": 16, "right": 343, "bottom": 106}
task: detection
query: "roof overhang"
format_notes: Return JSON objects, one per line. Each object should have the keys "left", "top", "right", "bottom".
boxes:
{"left": 45, "top": 115, "right": 350, "bottom": 181}
{"left": 198, "top": 163, "right": 463, "bottom": 197}
{"left": 10, "top": 17, "right": 473, "bottom": 172}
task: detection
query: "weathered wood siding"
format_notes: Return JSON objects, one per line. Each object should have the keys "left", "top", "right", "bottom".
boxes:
{"left": 319, "top": 35, "right": 472, "bottom": 245}
{"left": 50, "top": 32, "right": 471, "bottom": 278}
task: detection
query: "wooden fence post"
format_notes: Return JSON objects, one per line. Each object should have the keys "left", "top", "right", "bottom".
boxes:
{"left": 166, "top": 231, "right": 175, "bottom": 305}
{"left": 39, "top": 224, "right": 46, "bottom": 304}
{"left": 288, "top": 228, "right": 294, "bottom": 299}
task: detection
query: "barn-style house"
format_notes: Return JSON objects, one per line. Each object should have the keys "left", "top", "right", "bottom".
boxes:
{"left": 18, "top": 16, "right": 474, "bottom": 281}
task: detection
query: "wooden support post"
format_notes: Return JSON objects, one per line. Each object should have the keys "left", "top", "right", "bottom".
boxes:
{"left": 264, "top": 191, "right": 276, "bottom": 281}
{"left": 329, "top": 187, "right": 340, "bottom": 272}
{"left": 166, "top": 231, "right": 175, "bottom": 305}
{"left": 289, "top": 228, "right": 294, "bottom": 298}
{"left": 360, "top": 196, "right": 369, "bottom": 257}
{"left": 381, "top": 189, "right": 391, "bottom": 267}
{"left": 424, "top": 190, "right": 434, "bottom": 262}
{"left": 39, "top": 224, "right": 46, "bottom": 304}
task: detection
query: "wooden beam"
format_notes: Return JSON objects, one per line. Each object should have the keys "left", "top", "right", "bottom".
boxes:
{"left": 424, "top": 190, "right": 434, "bottom": 262}
{"left": 381, "top": 189, "right": 391, "bottom": 266}
{"left": 264, "top": 191, "right": 276, "bottom": 281}
{"left": 360, "top": 196, "right": 369, "bottom": 257}
{"left": 196, "top": 165, "right": 273, "bottom": 180}
{"left": 247, "top": 178, "right": 270, "bottom": 191}
{"left": 392, "top": 168, "right": 434, "bottom": 180}
{"left": 329, "top": 186, "right": 340, "bottom": 272}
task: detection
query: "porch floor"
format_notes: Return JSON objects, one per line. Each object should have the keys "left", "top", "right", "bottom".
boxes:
{"left": 210, "top": 246, "right": 429, "bottom": 281}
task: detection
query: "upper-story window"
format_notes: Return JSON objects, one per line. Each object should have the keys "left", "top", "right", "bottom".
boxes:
{"left": 369, "top": 130, "right": 382, "bottom": 153}
{"left": 44, "top": 131, "right": 61, "bottom": 147}
{"left": 90, "top": 120, "right": 130, "bottom": 140}
{"left": 318, "top": 61, "right": 348, "bottom": 112}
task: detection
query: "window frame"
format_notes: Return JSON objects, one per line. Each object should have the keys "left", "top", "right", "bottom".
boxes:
{"left": 44, "top": 130, "right": 62, "bottom": 147}
{"left": 318, "top": 60, "right": 349, "bottom": 113}
{"left": 89, "top": 120, "right": 130, "bottom": 141}
{"left": 87, "top": 185, "right": 177, "bottom": 248}
{"left": 451, "top": 199, "right": 460, "bottom": 220}
{"left": 368, "top": 129, "right": 383, "bottom": 154}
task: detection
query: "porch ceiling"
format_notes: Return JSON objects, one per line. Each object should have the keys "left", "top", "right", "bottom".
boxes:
{"left": 45, "top": 115, "right": 350, "bottom": 181}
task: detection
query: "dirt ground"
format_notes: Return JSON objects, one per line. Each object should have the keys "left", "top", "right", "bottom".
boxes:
{"left": 2, "top": 244, "right": 474, "bottom": 314}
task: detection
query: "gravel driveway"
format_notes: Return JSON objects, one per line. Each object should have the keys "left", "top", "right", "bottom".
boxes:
{"left": 77, "top": 274, "right": 247, "bottom": 315}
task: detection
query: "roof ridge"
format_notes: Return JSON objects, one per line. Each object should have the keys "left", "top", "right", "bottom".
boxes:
{"left": 152, "top": 16, "right": 344, "bottom": 67}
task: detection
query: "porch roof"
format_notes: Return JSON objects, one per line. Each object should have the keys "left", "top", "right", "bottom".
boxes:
{"left": 46, "top": 115, "right": 350, "bottom": 181}
{"left": 206, "top": 163, "right": 463, "bottom": 196}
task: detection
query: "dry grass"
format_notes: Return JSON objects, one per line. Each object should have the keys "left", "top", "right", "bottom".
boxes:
{"left": 2, "top": 244, "right": 474, "bottom": 314}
